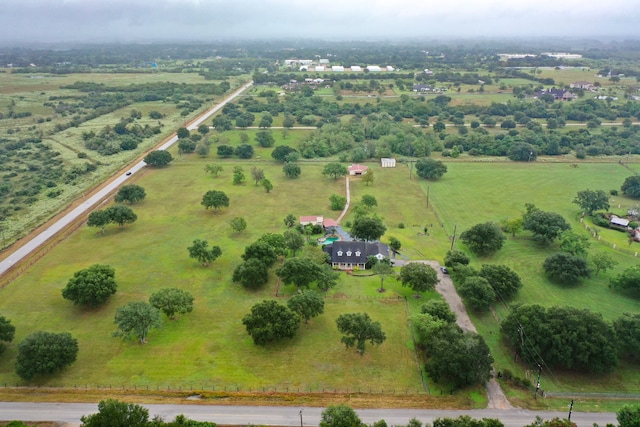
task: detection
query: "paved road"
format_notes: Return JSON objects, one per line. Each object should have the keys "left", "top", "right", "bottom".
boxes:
{"left": 0, "top": 81, "right": 253, "bottom": 278}
{"left": 0, "top": 402, "right": 618, "bottom": 427}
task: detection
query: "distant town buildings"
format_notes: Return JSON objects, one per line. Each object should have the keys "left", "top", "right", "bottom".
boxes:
{"left": 282, "top": 59, "right": 396, "bottom": 73}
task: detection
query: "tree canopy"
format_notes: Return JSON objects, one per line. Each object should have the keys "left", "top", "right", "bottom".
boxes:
{"left": 479, "top": 264, "right": 522, "bottom": 299}
{"left": 287, "top": 290, "right": 325, "bottom": 323}
{"left": 460, "top": 222, "right": 506, "bottom": 256}
{"left": 271, "top": 145, "right": 298, "bottom": 162}
{"left": 62, "top": 264, "right": 117, "bottom": 307}
{"left": 113, "top": 302, "right": 162, "bottom": 344}
{"left": 16, "top": 331, "right": 78, "bottom": 380}
{"left": 242, "top": 241, "right": 277, "bottom": 268}
{"left": 573, "top": 189, "right": 609, "bottom": 215}
{"left": 114, "top": 184, "right": 146, "bottom": 204}
{"left": 458, "top": 276, "right": 496, "bottom": 311}
{"left": 144, "top": 150, "right": 173, "bottom": 167}
{"left": 590, "top": 252, "right": 618, "bottom": 277}
{"left": 80, "top": 399, "right": 149, "bottom": 427}
{"left": 415, "top": 158, "right": 447, "bottom": 180}
{"left": 322, "top": 162, "right": 348, "bottom": 179}
{"left": 501, "top": 304, "right": 618, "bottom": 373}
{"left": 399, "top": 262, "right": 439, "bottom": 297}
{"left": 233, "top": 258, "right": 269, "bottom": 290}
{"left": 523, "top": 204, "right": 571, "bottom": 246}
{"left": 618, "top": 404, "right": 640, "bottom": 427}
{"left": 350, "top": 216, "right": 387, "bottom": 241}
{"left": 105, "top": 204, "right": 138, "bottom": 227}
{"left": 276, "top": 257, "right": 323, "bottom": 290}
{"left": 320, "top": 404, "right": 363, "bottom": 427}
{"left": 187, "top": 239, "right": 222, "bottom": 266}
{"left": 622, "top": 176, "right": 640, "bottom": 199}
{"left": 610, "top": 265, "right": 640, "bottom": 295}
{"left": 242, "top": 300, "right": 300, "bottom": 345}
{"left": 0, "top": 315, "right": 15, "bottom": 351}
{"left": 336, "top": 312, "right": 386, "bottom": 355}
{"left": 149, "top": 288, "right": 194, "bottom": 320}
{"left": 283, "top": 162, "right": 301, "bottom": 179}
{"left": 543, "top": 252, "right": 591, "bottom": 284}
{"left": 201, "top": 190, "right": 229, "bottom": 212}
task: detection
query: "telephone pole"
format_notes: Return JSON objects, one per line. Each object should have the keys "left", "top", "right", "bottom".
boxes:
{"left": 568, "top": 399, "right": 574, "bottom": 420}
{"left": 534, "top": 364, "right": 542, "bottom": 399}
{"left": 450, "top": 224, "right": 457, "bottom": 250}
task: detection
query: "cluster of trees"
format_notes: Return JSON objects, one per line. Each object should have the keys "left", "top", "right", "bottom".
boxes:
{"left": 87, "top": 204, "right": 138, "bottom": 234}
{"left": 452, "top": 263, "right": 523, "bottom": 312}
{"left": 82, "top": 111, "right": 161, "bottom": 156}
{"left": 241, "top": 293, "right": 325, "bottom": 346}
{"left": 242, "top": 298, "right": 385, "bottom": 356}
{"left": 501, "top": 304, "right": 636, "bottom": 373}
{"left": 413, "top": 300, "right": 493, "bottom": 388}
{"left": 113, "top": 287, "right": 194, "bottom": 344}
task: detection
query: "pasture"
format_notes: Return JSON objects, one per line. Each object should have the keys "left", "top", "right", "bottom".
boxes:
{"left": 0, "top": 158, "right": 432, "bottom": 393}
{"left": 426, "top": 161, "right": 640, "bottom": 392}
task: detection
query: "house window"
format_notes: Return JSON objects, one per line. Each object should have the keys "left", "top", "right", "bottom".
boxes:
{"left": 337, "top": 251, "right": 343, "bottom": 256}
{"left": 346, "top": 251, "right": 352, "bottom": 256}
{"left": 355, "top": 251, "right": 361, "bottom": 257}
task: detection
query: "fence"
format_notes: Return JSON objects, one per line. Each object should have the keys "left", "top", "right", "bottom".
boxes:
{"left": 577, "top": 215, "right": 640, "bottom": 257}
{"left": 0, "top": 383, "right": 430, "bottom": 396}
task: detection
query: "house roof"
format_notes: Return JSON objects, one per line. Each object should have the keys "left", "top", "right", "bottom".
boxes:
{"left": 323, "top": 241, "right": 389, "bottom": 265}
{"left": 611, "top": 216, "right": 630, "bottom": 227}
{"left": 323, "top": 218, "right": 339, "bottom": 228}
{"left": 348, "top": 164, "right": 369, "bottom": 172}
{"left": 300, "top": 215, "right": 323, "bottom": 223}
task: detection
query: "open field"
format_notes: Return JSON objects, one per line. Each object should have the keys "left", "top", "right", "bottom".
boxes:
{"left": 2, "top": 150, "right": 640, "bottom": 401}
{"left": 0, "top": 71, "right": 246, "bottom": 247}
{"left": 0, "top": 159, "right": 436, "bottom": 394}
{"left": 424, "top": 161, "right": 640, "bottom": 393}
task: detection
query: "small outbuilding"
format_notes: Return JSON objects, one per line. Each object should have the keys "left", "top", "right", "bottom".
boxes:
{"left": 610, "top": 216, "right": 630, "bottom": 229}
{"left": 381, "top": 158, "right": 396, "bottom": 168}
{"left": 348, "top": 164, "right": 369, "bottom": 176}
{"left": 300, "top": 216, "right": 324, "bottom": 226}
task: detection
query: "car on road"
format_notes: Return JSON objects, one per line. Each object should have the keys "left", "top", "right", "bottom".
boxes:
{"left": 440, "top": 266, "right": 448, "bottom": 274}
{"left": 126, "top": 171, "right": 132, "bottom": 176}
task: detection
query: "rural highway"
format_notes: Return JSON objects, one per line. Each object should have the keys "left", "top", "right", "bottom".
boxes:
{"left": 0, "top": 81, "right": 253, "bottom": 278}
{"left": 0, "top": 402, "right": 618, "bottom": 426}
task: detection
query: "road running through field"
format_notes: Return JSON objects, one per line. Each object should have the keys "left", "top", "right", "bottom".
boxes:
{"left": 0, "top": 81, "right": 253, "bottom": 279}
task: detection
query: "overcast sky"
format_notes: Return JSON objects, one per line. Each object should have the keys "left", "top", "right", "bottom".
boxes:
{"left": 1, "top": 0, "right": 639, "bottom": 45}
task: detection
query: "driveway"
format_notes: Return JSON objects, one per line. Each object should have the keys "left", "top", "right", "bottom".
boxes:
{"left": 406, "top": 260, "right": 513, "bottom": 409}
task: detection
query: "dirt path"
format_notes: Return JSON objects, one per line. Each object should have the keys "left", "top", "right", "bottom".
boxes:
{"left": 410, "top": 261, "right": 513, "bottom": 409}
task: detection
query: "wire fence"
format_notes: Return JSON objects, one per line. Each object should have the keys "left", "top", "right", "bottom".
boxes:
{"left": 576, "top": 216, "right": 640, "bottom": 257}
{"left": 0, "top": 383, "right": 430, "bottom": 396}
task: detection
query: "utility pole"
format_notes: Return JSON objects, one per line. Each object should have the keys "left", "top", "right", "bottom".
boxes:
{"left": 450, "top": 224, "right": 457, "bottom": 250}
{"left": 426, "top": 185, "right": 430, "bottom": 208}
{"left": 568, "top": 399, "right": 574, "bottom": 420}
{"left": 534, "top": 364, "right": 542, "bottom": 399}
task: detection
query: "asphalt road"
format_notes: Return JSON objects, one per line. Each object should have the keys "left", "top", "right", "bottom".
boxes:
{"left": 0, "top": 402, "right": 618, "bottom": 426}
{"left": 0, "top": 81, "right": 253, "bottom": 278}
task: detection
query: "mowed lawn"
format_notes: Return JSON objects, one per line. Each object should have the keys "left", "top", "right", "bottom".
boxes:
{"left": 425, "top": 161, "right": 640, "bottom": 392}
{"left": 0, "top": 157, "right": 424, "bottom": 391}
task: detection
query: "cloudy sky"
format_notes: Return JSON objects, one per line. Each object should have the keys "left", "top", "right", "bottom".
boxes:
{"left": 1, "top": 0, "right": 639, "bottom": 45}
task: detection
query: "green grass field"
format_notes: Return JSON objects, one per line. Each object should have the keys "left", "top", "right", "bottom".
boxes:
{"left": 2, "top": 126, "right": 640, "bottom": 399}
{"left": 0, "top": 158, "right": 430, "bottom": 392}
{"left": 423, "top": 161, "right": 640, "bottom": 392}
